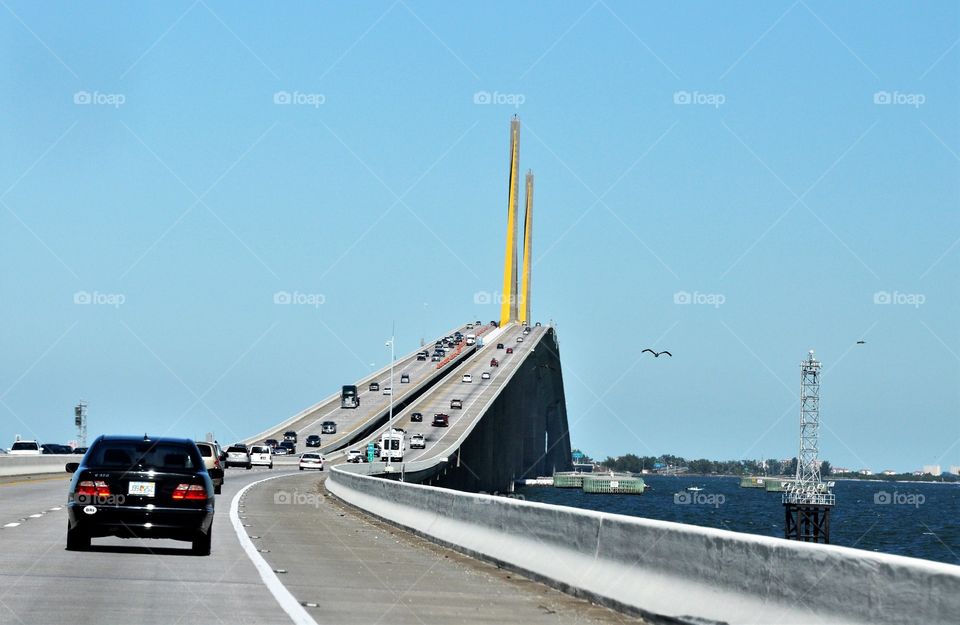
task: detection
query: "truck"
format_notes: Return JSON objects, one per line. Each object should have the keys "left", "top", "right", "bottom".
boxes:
{"left": 465, "top": 334, "right": 476, "bottom": 346}
{"left": 379, "top": 429, "right": 405, "bottom": 462}
{"left": 341, "top": 385, "right": 359, "bottom": 409}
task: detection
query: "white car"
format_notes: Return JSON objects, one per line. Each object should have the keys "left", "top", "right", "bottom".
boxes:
{"left": 249, "top": 445, "right": 273, "bottom": 469}
{"left": 462, "top": 374, "right": 472, "bottom": 383}
{"left": 8, "top": 440, "right": 41, "bottom": 455}
{"left": 410, "top": 434, "right": 425, "bottom": 449}
{"left": 481, "top": 371, "right": 491, "bottom": 380}
{"left": 346, "top": 450, "right": 364, "bottom": 463}
{"left": 382, "top": 387, "right": 392, "bottom": 395}
{"left": 299, "top": 452, "right": 324, "bottom": 471}
{"left": 516, "top": 336, "right": 523, "bottom": 343}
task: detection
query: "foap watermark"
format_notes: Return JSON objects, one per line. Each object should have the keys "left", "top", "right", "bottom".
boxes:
{"left": 873, "top": 91, "right": 925, "bottom": 108}
{"left": 873, "top": 291, "right": 925, "bottom": 308}
{"left": 74, "top": 290, "right": 126, "bottom": 308}
{"left": 273, "top": 90, "right": 325, "bottom": 108}
{"left": 674, "top": 290, "right": 725, "bottom": 308}
{"left": 273, "top": 489, "right": 322, "bottom": 508}
{"left": 273, "top": 291, "right": 325, "bottom": 308}
{"left": 874, "top": 490, "right": 925, "bottom": 508}
{"left": 75, "top": 493, "right": 125, "bottom": 505}
{"left": 473, "top": 290, "right": 511, "bottom": 306}
{"left": 73, "top": 90, "right": 126, "bottom": 108}
{"left": 473, "top": 90, "right": 525, "bottom": 108}
{"left": 674, "top": 491, "right": 725, "bottom": 508}
{"left": 674, "top": 90, "right": 725, "bottom": 108}
{"left": 475, "top": 491, "right": 527, "bottom": 504}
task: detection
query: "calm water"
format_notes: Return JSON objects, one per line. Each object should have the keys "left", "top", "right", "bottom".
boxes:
{"left": 519, "top": 475, "right": 960, "bottom": 566}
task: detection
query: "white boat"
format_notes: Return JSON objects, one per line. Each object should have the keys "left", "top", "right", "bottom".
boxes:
{"left": 686, "top": 486, "right": 704, "bottom": 492}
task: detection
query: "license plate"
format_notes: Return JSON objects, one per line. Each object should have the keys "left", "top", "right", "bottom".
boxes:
{"left": 128, "top": 481, "right": 155, "bottom": 497}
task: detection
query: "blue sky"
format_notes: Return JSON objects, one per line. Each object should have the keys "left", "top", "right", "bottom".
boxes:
{"left": 1, "top": 2, "right": 957, "bottom": 472}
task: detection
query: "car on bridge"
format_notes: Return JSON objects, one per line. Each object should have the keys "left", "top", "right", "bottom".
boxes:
{"left": 369, "top": 381, "right": 380, "bottom": 392}
{"left": 401, "top": 373, "right": 410, "bottom": 383}
{"left": 496, "top": 343, "right": 504, "bottom": 349}
{"left": 249, "top": 445, "right": 273, "bottom": 469}
{"left": 346, "top": 449, "right": 364, "bottom": 463}
{"left": 432, "top": 413, "right": 449, "bottom": 427}
{"left": 431, "top": 355, "right": 442, "bottom": 362}
{"left": 225, "top": 444, "right": 252, "bottom": 469}
{"left": 383, "top": 386, "right": 392, "bottom": 395}
{"left": 65, "top": 434, "right": 218, "bottom": 555}
{"left": 490, "top": 358, "right": 499, "bottom": 367}
{"left": 305, "top": 434, "right": 321, "bottom": 447}
{"left": 481, "top": 371, "right": 491, "bottom": 380}
{"left": 410, "top": 433, "right": 426, "bottom": 449}
{"left": 505, "top": 347, "right": 514, "bottom": 354}
{"left": 466, "top": 323, "right": 474, "bottom": 329}
{"left": 195, "top": 442, "right": 224, "bottom": 495}
{"left": 284, "top": 431, "right": 298, "bottom": 444}
{"left": 264, "top": 438, "right": 279, "bottom": 450}
{"left": 298, "top": 452, "right": 324, "bottom": 471}
{"left": 321, "top": 421, "right": 337, "bottom": 434}
{"left": 450, "top": 399, "right": 462, "bottom": 410}
{"left": 8, "top": 440, "right": 41, "bottom": 455}
{"left": 410, "top": 412, "right": 423, "bottom": 422}
{"left": 272, "top": 445, "right": 288, "bottom": 456}
{"left": 279, "top": 440, "right": 297, "bottom": 455}
{"left": 416, "top": 352, "right": 428, "bottom": 361}
{"left": 516, "top": 336, "right": 524, "bottom": 343}
{"left": 462, "top": 374, "right": 472, "bottom": 383}
{"left": 535, "top": 321, "right": 541, "bottom": 326}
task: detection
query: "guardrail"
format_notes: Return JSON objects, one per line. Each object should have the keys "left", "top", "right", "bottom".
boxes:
{"left": 328, "top": 459, "right": 960, "bottom": 625}
{"left": 0, "top": 455, "right": 75, "bottom": 478}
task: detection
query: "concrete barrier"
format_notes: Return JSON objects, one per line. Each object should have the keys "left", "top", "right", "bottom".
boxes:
{"left": 328, "top": 467, "right": 960, "bottom": 625}
{"left": 0, "top": 455, "right": 75, "bottom": 478}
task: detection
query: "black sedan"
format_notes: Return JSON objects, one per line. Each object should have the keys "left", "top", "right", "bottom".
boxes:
{"left": 305, "top": 434, "right": 321, "bottom": 447}
{"left": 410, "top": 412, "right": 423, "bottom": 422}
{"left": 65, "top": 435, "right": 219, "bottom": 555}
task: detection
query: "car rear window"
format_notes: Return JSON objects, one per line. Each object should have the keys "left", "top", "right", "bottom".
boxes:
{"left": 11, "top": 442, "right": 38, "bottom": 451}
{"left": 196, "top": 445, "right": 213, "bottom": 457}
{"left": 251, "top": 446, "right": 268, "bottom": 453}
{"left": 227, "top": 446, "right": 247, "bottom": 453}
{"left": 88, "top": 441, "right": 201, "bottom": 471}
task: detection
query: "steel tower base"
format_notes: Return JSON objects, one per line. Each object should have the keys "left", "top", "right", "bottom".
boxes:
{"left": 783, "top": 503, "right": 832, "bottom": 543}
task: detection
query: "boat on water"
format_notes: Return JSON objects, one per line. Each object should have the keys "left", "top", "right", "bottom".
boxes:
{"left": 686, "top": 486, "right": 704, "bottom": 492}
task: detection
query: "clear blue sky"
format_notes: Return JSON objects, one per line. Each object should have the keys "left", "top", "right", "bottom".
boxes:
{"left": 1, "top": 2, "right": 957, "bottom": 472}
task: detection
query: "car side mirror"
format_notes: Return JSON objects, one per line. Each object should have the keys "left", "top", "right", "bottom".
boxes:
{"left": 208, "top": 468, "right": 223, "bottom": 480}
{"left": 65, "top": 462, "right": 79, "bottom": 473}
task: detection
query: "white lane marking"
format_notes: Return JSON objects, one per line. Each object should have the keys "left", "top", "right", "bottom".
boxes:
{"left": 4, "top": 522, "right": 20, "bottom": 528}
{"left": 230, "top": 474, "right": 318, "bottom": 625}
{"left": 29, "top": 514, "right": 42, "bottom": 518}
{"left": 48, "top": 507, "right": 62, "bottom": 511}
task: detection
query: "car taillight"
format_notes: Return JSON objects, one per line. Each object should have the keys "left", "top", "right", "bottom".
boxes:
{"left": 213, "top": 457, "right": 221, "bottom": 469}
{"left": 172, "top": 484, "right": 207, "bottom": 500}
{"left": 76, "top": 480, "right": 111, "bottom": 497}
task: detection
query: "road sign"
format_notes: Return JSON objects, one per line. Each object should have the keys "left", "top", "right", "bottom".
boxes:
{"left": 367, "top": 442, "right": 375, "bottom": 463}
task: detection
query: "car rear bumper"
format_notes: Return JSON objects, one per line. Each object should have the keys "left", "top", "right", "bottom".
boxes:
{"left": 68, "top": 503, "right": 213, "bottom": 540}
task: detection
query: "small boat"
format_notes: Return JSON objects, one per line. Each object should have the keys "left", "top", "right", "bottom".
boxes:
{"left": 686, "top": 486, "right": 704, "bottom": 492}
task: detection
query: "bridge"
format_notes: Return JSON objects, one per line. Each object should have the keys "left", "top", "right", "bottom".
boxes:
{"left": 1, "top": 119, "right": 959, "bottom": 625}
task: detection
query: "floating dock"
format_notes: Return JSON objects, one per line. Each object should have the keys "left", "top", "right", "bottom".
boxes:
{"left": 582, "top": 474, "right": 646, "bottom": 494}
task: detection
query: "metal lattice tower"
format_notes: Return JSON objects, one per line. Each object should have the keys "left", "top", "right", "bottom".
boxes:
{"left": 74, "top": 401, "right": 88, "bottom": 448}
{"left": 784, "top": 350, "right": 834, "bottom": 515}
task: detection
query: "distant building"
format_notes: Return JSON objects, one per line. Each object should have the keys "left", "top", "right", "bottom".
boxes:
{"left": 922, "top": 465, "right": 941, "bottom": 476}
{"left": 859, "top": 469, "right": 873, "bottom": 476}
{"left": 832, "top": 467, "right": 852, "bottom": 475}
{"left": 881, "top": 470, "right": 897, "bottom": 476}
{"left": 949, "top": 466, "right": 960, "bottom": 476}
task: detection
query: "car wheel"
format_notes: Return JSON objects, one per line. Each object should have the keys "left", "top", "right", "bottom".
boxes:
{"left": 192, "top": 526, "right": 212, "bottom": 556}
{"left": 269, "top": 464, "right": 273, "bottom": 469}
{"left": 246, "top": 464, "right": 251, "bottom": 470}
{"left": 299, "top": 467, "right": 303, "bottom": 471}
{"left": 214, "top": 483, "right": 222, "bottom": 495}
{"left": 66, "top": 523, "right": 90, "bottom": 551}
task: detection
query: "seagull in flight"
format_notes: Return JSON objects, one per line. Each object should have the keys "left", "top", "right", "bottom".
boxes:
{"left": 856, "top": 340, "right": 866, "bottom": 345}
{"left": 642, "top": 349, "right": 672, "bottom": 358}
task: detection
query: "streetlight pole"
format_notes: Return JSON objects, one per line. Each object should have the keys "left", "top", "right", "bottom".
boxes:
{"left": 385, "top": 323, "right": 395, "bottom": 471}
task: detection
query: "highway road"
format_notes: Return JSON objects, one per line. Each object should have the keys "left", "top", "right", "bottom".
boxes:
{"left": 247, "top": 322, "right": 486, "bottom": 452}
{"left": 0, "top": 462, "right": 645, "bottom": 625}
{"left": 338, "top": 324, "right": 546, "bottom": 466}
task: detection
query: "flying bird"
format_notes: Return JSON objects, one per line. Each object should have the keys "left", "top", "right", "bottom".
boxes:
{"left": 856, "top": 340, "right": 865, "bottom": 345}
{"left": 642, "top": 349, "right": 672, "bottom": 358}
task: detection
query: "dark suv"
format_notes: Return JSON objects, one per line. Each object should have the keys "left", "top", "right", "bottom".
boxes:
{"left": 65, "top": 435, "right": 219, "bottom": 555}
{"left": 305, "top": 434, "right": 321, "bottom": 447}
